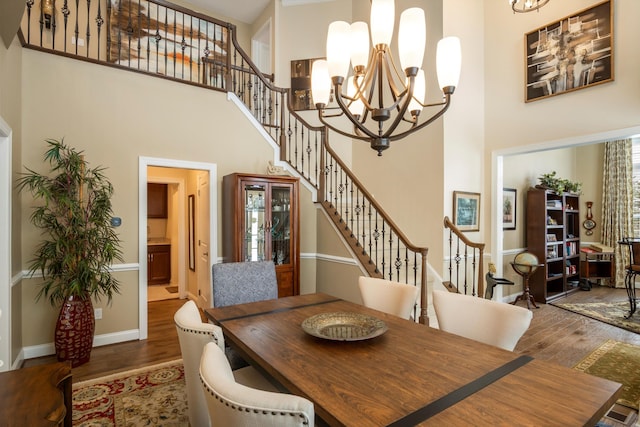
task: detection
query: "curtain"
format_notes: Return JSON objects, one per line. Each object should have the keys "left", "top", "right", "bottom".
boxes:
{"left": 601, "top": 139, "right": 633, "bottom": 288}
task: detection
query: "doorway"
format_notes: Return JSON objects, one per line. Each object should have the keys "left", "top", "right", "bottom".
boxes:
{"left": 138, "top": 157, "right": 217, "bottom": 340}
{"left": 491, "top": 125, "right": 640, "bottom": 301}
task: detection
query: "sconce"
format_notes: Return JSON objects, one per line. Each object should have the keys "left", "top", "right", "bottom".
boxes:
{"left": 41, "top": 0, "right": 55, "bottom": 29}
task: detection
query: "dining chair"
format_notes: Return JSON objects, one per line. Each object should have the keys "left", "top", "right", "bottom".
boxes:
{"left": 212, "top": 260, "right": 279, "bottom": 368}
{"left": 358, "top": 276, "right": 419, "bottom": 319}
{"left": 212, "top": 260, "right": 278, "bottom": 307}
{"left": 432, "top": 289, "right": 533, "bottom": 351}
{"left": 174, "top": 300, "right": 277, "bottom": 427}
{"left": 200, "top": 342, "right": 315, "bottom": 427}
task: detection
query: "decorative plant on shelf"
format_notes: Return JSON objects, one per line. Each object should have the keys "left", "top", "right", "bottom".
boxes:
{"left": 537, "top": 171, "right": 582, "bottom": 194}
{"left": 17, "top": 138, "right": 122, "bottom": 367}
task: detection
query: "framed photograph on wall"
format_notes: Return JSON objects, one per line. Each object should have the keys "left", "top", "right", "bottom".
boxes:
{"left": 524, "top": 0, "right": 613, "bottom": 102}
{"left": 453, "top": 191, "right": 481, "bottom": 232}
{"left": 503, "top": 188, "right": 517, "bottom": 230}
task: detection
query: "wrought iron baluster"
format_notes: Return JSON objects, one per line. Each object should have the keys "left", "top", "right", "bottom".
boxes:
{"left": 95, "top": 0, "right": 103, "bottom": 60}
{"left": 85, "top": 0, "right": 91, "bottom": 57}
{"left": 26, "top": 0, "right": 34, "bottom": 45}
{"left": 136, "top": 0, "right": 141, "bottom": 68}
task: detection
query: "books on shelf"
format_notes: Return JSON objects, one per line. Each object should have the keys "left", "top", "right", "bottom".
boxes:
{"left": 565, "top": 241, "right": 578, "bottom": 256}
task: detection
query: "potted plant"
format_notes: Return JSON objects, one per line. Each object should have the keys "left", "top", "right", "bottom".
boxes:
{"left": 18, "top": 138, "right": 122, "bottom": 367}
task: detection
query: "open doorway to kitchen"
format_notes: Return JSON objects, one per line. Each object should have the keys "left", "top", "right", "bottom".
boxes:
{"left": 138, "top": 157, "right": 217, "bottom": 340}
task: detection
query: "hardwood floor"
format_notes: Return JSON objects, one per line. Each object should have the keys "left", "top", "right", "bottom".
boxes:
{"left": 22, "top": 285, "right": 638, "bottom": 385}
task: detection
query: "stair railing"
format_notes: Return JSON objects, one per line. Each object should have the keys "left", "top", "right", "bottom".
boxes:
{"left": 443, "top": 216, "right": 485, "bottom": 298}
{"left": 18, "top": 0, "right": 431, "bottom": 324}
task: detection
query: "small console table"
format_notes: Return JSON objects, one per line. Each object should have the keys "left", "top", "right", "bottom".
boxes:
{"left": 0, "top": 362, "right": 72, "bottom": 426}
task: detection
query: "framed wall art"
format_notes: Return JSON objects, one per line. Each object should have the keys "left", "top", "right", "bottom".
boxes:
{"left": 524, "top": 0, "right": 613, "bottom": 102}
{"left": 188, "top": 194, "right": 196, "bottom": 271}
{"left": 291, "top": 58, "right": 323, "bottom": 111}
{"left": 453, "top": 191, "right": 481, "bottom": 232}
{"left": 503, "top": 188, "right": 517, "bottom": 230}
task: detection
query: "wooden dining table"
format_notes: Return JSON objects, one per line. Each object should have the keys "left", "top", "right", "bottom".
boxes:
{"left": 204, "top": 293, "right": 621, "bottom": 426}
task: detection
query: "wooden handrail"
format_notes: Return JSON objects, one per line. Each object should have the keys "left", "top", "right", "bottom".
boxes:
{"left": 443, "top": 216, "right": 485, "bottom": 298}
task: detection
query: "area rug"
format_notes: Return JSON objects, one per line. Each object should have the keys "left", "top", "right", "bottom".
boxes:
{"left": 72, "top": 359, "right": 188, "bottom": 426}
{"left": 574, "top": 340, "right": 640, "bottom": 410}
{"left": 552, "top": 300, "right": 640, "bottom": 334}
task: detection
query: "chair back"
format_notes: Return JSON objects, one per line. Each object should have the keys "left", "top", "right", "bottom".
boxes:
{"left": 432, "top": 290, "right": 533, "bottom": 351}
{"left": 200, "top": 342, "right": 315, "bottom": 427}
{"left": 174, "top": 300, "right": 224, "bottom": 427}
{"left": 620, "top": 237, "right": 640, "bottom": 269}
{"left": 358, "top": 276, "right": 419, "bottom": 319}
{"left": 212, "top": 261, "right": 278, "bottom": 307}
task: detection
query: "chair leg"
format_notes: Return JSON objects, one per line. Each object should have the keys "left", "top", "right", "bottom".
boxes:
{"left": 625, "top": 272, "right": 637, "bottom": 319}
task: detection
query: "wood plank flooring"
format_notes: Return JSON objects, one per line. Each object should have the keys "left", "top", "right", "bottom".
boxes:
{"left": 23, "top": 286, "right": 639, "bottom": 386}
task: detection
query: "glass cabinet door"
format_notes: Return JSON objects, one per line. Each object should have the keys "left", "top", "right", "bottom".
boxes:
{"left": 243, "top": 183, "right": 267, "bottom": 262}
{"left": 270, "top": 185, "right": 292, "bottom": 266}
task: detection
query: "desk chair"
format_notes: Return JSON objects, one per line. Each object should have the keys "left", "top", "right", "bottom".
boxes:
{"left": 433, "top": 289, "right": 533, "bottom": 351}
{"left": 175, "top": 300, "right": 277, "bottom": 427}
{"left": 619, "top": 237, "right": 640, "bottom": 319}
{"left": 200, "top": 342, "right": 315, "bottom": 427}
{"left": 358, "top": 276, "right": 419, "bottom": 320}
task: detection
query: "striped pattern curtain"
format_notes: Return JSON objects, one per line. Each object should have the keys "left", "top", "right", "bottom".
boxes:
{"left": 601, "top": 139, "right": 633, "bottom": 288}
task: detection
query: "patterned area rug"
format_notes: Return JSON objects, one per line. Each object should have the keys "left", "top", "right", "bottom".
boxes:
{"left": 72, "top": 359, "right": 188, "bottom": 426}
{"left": 552, "top": 300, "right": 640, "bottom": 334}
{"left": 574, "top": 340, "right": 640, "bottom": 410}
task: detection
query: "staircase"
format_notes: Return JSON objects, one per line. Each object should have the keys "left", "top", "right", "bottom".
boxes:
{"left": 18, "top": 0, "right": 430, "bottom": 323}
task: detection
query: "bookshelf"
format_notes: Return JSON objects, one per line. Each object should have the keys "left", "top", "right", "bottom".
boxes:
{"left": 526, "top": 188, "right": 581, "bottom": 303}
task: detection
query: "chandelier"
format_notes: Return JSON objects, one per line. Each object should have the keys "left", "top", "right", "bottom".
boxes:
{"left": 509, "top": 0, "right": 551, "bottom": 13}
{"left": 310, "top": 0, "right": 461, "bottom": 156}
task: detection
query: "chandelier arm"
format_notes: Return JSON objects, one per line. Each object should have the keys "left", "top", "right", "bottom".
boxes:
{"left": 511, "top": 0, "right": 551, "bottom": 13}
{"left": 378, "top": 77, "right": 415, "bottom": 139}
{"left": 317, "top": 112, "right": 373, "bottom": 142}
{"left": 381, "top": 47, "right": 409, "bottom": 100}
{"left": 388, "top": 93, "right": 452, "bottom": 142}
{"left": 333, "top": 85, "right": 380, "bottom": 140}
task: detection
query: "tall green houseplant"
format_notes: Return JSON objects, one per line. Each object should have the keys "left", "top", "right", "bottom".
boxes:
{"left": 18, "top": 138, "right": 122, "bottom": 367}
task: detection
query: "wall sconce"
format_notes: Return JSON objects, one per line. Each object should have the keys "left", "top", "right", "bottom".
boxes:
{"left": 41, "top": 0, "right": 55, "bottom": 29}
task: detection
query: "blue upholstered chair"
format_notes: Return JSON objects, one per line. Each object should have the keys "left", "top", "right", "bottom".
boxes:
{"left": 211, "top": 261, "right": 278, "bottom": 369}
{"left": 212, "top": 261, "right": 278, "bottom": 307}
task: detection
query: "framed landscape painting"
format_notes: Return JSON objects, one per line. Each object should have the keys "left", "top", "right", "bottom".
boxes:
{"left": 453, "top": 191, "right": 480, "bottom": 232}
{"left": 503, "top": 188, "right": 517, "bottom": 230}
{"left": 524, "top": 0, "right": 613, "bottom": 102}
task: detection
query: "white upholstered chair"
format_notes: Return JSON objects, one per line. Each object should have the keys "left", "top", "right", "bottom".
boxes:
{"left": 200, "top": 342, "right": 315, "bottom": 427}
{"left": 174, "top": 300, "right": 276, "bottom": 427}
{"left": 358, "top": 276, "right": 419, "bottom": 319}
{"left": 432, "top": 289, "right": 533, "bottom": 351}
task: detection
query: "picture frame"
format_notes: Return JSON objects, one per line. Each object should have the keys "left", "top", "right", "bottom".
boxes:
{"left": 503, "top": 188, "right": 517, "bottom": 230}
{"left": 188, "top": 194, "right": 196, "bottom": 271}
{"left": 546, "top": 234, "right": 557, "bottom": 242}
{"left": 524, "top": 0, "right": 613, "bottom": 102}
{"left": 291, "top": 58, "right": 324, "bottom": 111}
{"left": 453, "top": 191, "right": 481, "bottom": 232}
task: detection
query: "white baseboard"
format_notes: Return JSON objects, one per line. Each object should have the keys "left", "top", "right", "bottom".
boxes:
{"left": 22, "top": 329, "right": 140, "bottom": 360}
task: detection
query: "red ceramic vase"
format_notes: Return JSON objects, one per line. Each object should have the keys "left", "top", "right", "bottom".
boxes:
{"left": 55, "top": 295, "right": 95, "bottom": 367}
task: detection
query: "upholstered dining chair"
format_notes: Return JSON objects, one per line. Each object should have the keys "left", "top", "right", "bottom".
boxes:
{"left": 432, "top": 289, "right": 533, "bottom": 351}
{"left": 358, "top": 276, "right": 419, "bottom": 319}
{"left": 200, "top": 342, "right": 315, "bottom": 427}
{"left": 212, "top": 260, "right": 278, "bottom": 307}
{"left": 174, "top": 300, "right": 277, "bottom": 427}
{"left": 212, "top": 260, "right": 279, "bottom": 369}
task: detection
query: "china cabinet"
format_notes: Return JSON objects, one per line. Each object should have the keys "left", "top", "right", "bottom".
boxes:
{"left": 222, "top": 173, "right": 300, "bottom": 297}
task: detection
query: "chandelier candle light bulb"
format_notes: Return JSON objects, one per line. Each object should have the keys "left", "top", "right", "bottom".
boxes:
{"left": 311, "top": 0, "right": 461, "bottom": 156}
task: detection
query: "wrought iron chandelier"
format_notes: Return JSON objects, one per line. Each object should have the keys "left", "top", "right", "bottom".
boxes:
{"left": 509, "top": 0, "right": 551, "bottom": 13}
{"left": 310, "top": 0, "right": 461, "bottom": 156}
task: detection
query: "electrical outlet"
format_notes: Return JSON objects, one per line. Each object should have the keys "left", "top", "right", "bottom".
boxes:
{"left": 94, "top": 308, "right": 102, "bottom": 320}
{"left": 71, "top": 36, "right": 85, "bottom": 46}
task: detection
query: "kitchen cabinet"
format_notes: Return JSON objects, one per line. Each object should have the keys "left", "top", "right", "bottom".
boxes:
{"left": 148, "top": 244, "right": 171, "bottom": 285}
{"left": 222, "top": 173, "right": 299, "bottom": 297}
{"left": 147, "top": 183, "right": 168, "bottom": 218}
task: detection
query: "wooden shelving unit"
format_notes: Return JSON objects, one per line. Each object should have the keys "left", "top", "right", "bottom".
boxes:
{"left": 526, "top": 188, "right": 581, "bottom": 303}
